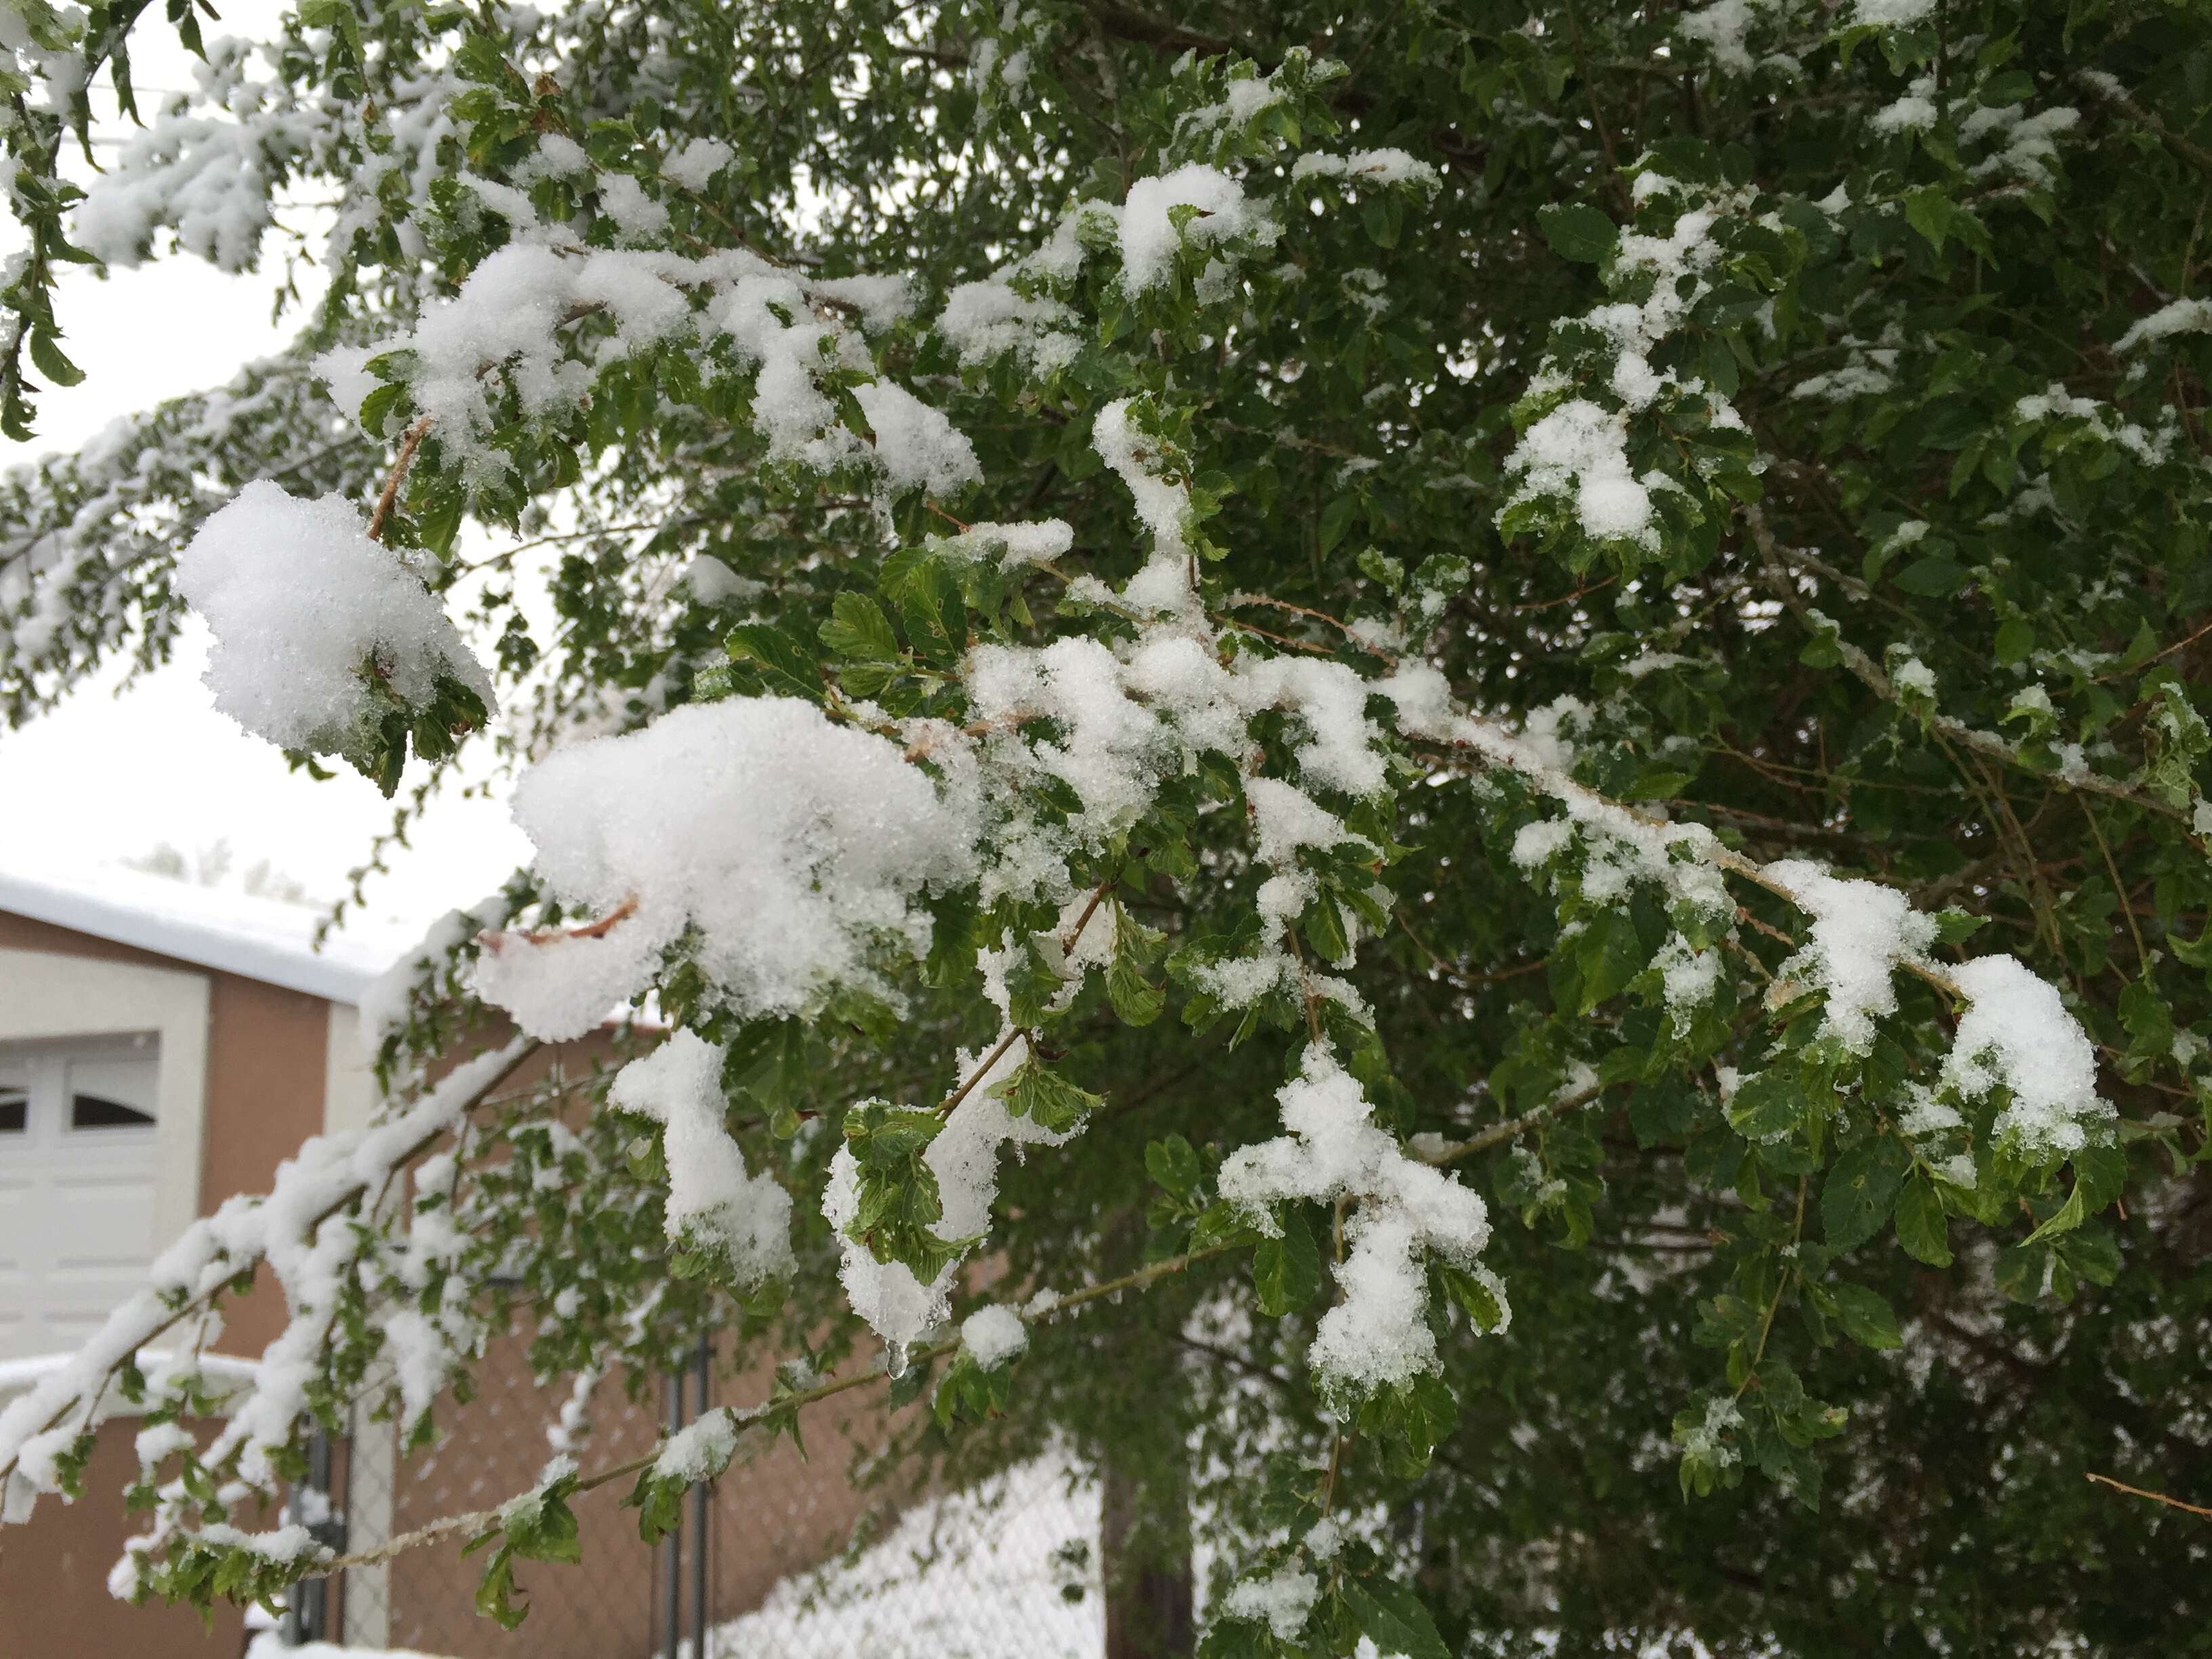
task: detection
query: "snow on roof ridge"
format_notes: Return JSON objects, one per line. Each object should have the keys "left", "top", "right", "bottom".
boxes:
{"left": 0, "top": 860, "right": 411, "bottom": 1004}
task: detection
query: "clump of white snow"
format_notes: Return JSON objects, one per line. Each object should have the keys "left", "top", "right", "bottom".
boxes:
{"left": 1942, "top": 955, "right": 2112, "bottom": 1158}
{"left": 474, "top": 697, "right": 975, "bottom": 1038}
{"left": 1765, "top": 860, "right": 1937, "bottom": 1054}
{"left": 1290, "top": 148, "right": 1439, "bottom": 188}
{"left": 661, "top": 136, "right": 733, "bottom": 190}
{"left": 960, "top": 1305, "right": 1029, "bottom": 1370}
{"left": 2116, "top": 297, "right": 2212, "bottom": 354}
{"left": 1115, "top": 164, "right": 1253, "bottom": 290}
{"left": 653, "top": 1406, "right": 741, "bottom": 1485}
{"left": 1218, "top": 1047, "right": 1499, "bottom": 1396}
{"left": 853, "top": 380, "right": 983, "bottom": 495}
{"left": 610, "top": 1032, "right": 794, "bottom": 1285}
{"left": 1221, "top": 1563, "right": 1319, "bottom": 1641}
{"left": 1851, "top": 0, "right": 1936, "bottom": 24}
{"left": 174, "top": 481, "right": 494, "bottom": 758}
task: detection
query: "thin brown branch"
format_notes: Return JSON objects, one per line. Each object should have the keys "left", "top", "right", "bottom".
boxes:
{"left": 1430, "top": 1081, "right": 1607, "bottom": 1168}
{"left": 2084, "top": 1471, "right": 2212, "bottom": 1519}
{"left": 312, "top": 1238, "right": 1244, "bottom": 1579}
{"left": 935, "top": 1023, "right": 1031, "bottom": 1118}
{"left": 1744, "top": 506, "right": 2201, "bottom": 839}
{"left": 366, "top": 416, "right": 434, "bottom": 544}
{"left": 508, "top": 895, "right": 639, "bottom": 947}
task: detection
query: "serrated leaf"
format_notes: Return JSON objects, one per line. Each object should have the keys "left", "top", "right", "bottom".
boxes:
{"left": 1107, "top": 950, "right": 1165, "bottom": 1027}
{"left": 1725, "top": 1069, "right": 1800, "bottom": 1141}
{"left": 1826, "top": 1282, "right": 1902, "bottom": 1350}
{"left": 1931, "top": 909, "right": 1988, "bottom": 947}
{"left": 1319, "top": 493, "right": 1360, "bottom": 554}
{"left": 1904, "top": 186, "right": 1952, "bottom": 254}
{"left": 1896, "top": 1173, "right": 1952, "bottom": 1265}
{"left": 724, "top": 623, "right": 823, "bottom": 701}
{"left": 1145, "top": 1134, "right": 1201, "bottom": 1199}
{"left": 1994, "top": 617, "right": 2034, "bottom": 665}
{"left": 1252, "top": 1206, "right": 1320, "bottom": 1316}
{"left": 27, "top": 329, "right": 84, "bottom": 388}
{"left": 1822, "top": 1135, "right": 1910, "bottom": 1252}
{"left": 989, "top": 1061, "right": 1101, "bottom": 1133}
{"left": 1893, "top": 556, "right": 1968, "bottom": 596}
{"left": 2021, "top": 1183, "right": 2086, "bottom": 1246}
{"left": 1343, "top": 1576, "right": 1451, "bottom": 1659}
{"left": 1440, "top": 1261, "right": 1506, "bottom": 1332}
{"left": 899, "top": 561, "right": 967, "bottom": 663}
{"left": 820, "top": 591, "right": 900, "bottom": 661}
{"left": 1536, "top": 201, "right": 1618, "bottom": 263}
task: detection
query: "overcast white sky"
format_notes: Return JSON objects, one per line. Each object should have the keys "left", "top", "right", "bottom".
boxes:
{"left": 0, "top": 7, "right": 529, "bottom": 938}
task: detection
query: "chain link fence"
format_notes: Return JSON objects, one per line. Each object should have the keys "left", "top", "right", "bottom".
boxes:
{"left": 300, "top": 1332, "right": 1103, "bottom": 1659}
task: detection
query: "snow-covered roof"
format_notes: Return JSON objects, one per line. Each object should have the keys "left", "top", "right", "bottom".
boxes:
{"left": 0, "top": 862, "right": 410, "bottom": 1004}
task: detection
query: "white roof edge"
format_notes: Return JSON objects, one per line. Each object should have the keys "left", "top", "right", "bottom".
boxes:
{"left": 0, "top": 869, "right": 401, "bottom": 1004}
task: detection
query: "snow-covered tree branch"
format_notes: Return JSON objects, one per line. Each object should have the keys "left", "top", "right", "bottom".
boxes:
{"left": 5, "top": 0, "right": 2210, "bottom": 1651}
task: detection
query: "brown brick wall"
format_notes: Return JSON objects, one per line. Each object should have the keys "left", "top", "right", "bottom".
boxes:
{"left": 0, "top": 1416, "right": 249, "bottom": 1658}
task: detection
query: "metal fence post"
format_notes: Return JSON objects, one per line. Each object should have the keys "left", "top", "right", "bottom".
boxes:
{"left": 663, "top": 1370, "right": 684, "bottom": 1659}
{"left": 282, "top": 1429, "right": 343, "bottom": 1645}
{"left": 691, "top": 1334, "right": 711, "bottom": 1657}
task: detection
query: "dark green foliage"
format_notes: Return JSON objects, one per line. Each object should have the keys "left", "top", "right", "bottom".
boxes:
{"left": 11, "top": 0, "right": 2212, "bottom": 1654}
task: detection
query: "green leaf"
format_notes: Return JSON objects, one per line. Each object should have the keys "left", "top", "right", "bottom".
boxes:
{"left": 1251, "top": 1206, "right": 1320, "bottom": 1316}
{"left": 1439, "top": 1261, "right": 1507, "bottom": 1332}
{"left": 2021, "top": 1183, "right": 2087, "bottom": 1246}
{"left": 1904, "top": 186, "right": 1952, "bottom": 254}
{"left": 1361, "top": 190, "right": 1404, "bottom": 248}
{"left": 1896, "top": 1173, "right": 1953, "bottom": 1266}
{"left": 1576, "top": 907, "right": 1649, "bottom": 1011}
{"left": 1931, "top": 909, "right": 1988, "bottom": 947}
{"left": 1892, "top": 556, "right": 1968, "bottom": 596}
{"left": 1994, "top": 617, "right": 2035, "bottom": 665}
{"left": 298, "top": 0, "right": 365, "bottom": 64}
{"left": 2069, "top": 1140, "right": 2128, "bottom": 1212}
{"left": 1822, "top": 1135, "right": 1910, "bottom": 1252}
{"left": 1536, "top": 201, "right": 1618, "bottom": 263}
{"left": 1826, "top": 1282, "right": 1902, "bottom": 1350}
{"left": 1343, "top": 1576, "right": 1452, "bottom": 1659}
{"left": 989, "top": 1060, "right": 1101, "bottom": 1134}
{"left": 1145, "top": 1134, "right": 1202, "bottom": 1199}
{"left": 1726, "top": 1069, "right": 1801, "bottom": 1141}
{"left": 899, "top": 560, "right": 968, "bottom": 664}
{"left": 724, "top": 623, "right": 823, "bottom": 701}
{"left": 1107, "top": 947, "right": 1165, "bottom": 1027}
{"left": 819, "top": 592, "right": 900, "bottom": 661}
{"left": 474, "top": 1545, "right": 525, "bottom": 1630}
{"left": 1318, "top": 493, "right": 1360, "bottom": 554}
{"left": 26, "top": 329, "right": 84, "bottom": 388}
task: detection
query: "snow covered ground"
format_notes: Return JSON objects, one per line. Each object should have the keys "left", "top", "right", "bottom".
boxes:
{"left": 708, "top": 1453, "right": 1105, "bottom": 1659}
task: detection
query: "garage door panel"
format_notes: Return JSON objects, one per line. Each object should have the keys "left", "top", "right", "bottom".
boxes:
{"left": 0, "top": 1042, "right": 163, "bottom": 1364}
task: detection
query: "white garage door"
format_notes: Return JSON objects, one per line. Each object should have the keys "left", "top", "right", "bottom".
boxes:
{"left": 0, "top": 1036, "right": 163, "bottom": 1363}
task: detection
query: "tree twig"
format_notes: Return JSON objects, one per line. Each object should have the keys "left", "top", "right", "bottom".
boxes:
{"left": 366, "top": 416, "right": 435, "bottom": 544}
{"left": 2084, "top": 1471, "right": 2212, "bottom": 1519}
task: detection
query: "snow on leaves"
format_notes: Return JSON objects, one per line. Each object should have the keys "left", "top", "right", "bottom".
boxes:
{"left": 175, "top": 481, "right": 494, "bottom": 793}
{"left": 607, "top": 1032, "right": 794, "bottom": 1286}
{"left": 1219, "top": 1048, "right": 1502, "bottom": 1400}
{"left": 6, "top": 5, "right": 2207, "bottom": 1651}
